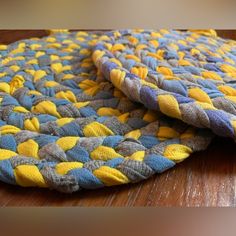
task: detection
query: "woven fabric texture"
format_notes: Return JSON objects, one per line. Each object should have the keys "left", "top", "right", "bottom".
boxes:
{"left": 0, "top": 29, "right": 235, "bottom": 192}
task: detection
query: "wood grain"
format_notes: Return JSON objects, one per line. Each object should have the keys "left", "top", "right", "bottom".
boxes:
{"left": 0, "top": 30, "right": 236, "bottom": 206}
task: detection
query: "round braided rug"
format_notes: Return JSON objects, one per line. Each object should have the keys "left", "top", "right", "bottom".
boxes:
{"left": 0, "top": 29, "right": 235, "bottom": 192}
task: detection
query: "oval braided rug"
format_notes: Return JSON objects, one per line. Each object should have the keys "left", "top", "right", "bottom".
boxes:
{"left": 0, "top": 29, "right": 235, "bottom": 192}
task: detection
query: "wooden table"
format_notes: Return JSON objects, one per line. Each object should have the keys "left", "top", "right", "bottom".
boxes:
{"left": 0, "top": 30, "right": 235, "bottom": 206}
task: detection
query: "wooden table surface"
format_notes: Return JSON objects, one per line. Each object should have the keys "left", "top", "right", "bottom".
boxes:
{"left": 0, "top": 30, "right": 236, "bottom": 207}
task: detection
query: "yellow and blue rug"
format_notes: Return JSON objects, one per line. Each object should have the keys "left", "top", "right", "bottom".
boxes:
{"left": 0, "top": 29, "right": 235, "bottom": 192}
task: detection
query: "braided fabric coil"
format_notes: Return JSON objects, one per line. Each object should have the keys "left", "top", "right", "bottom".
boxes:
{"left": 0, "top": 29, "right": 235, "bottom": 192}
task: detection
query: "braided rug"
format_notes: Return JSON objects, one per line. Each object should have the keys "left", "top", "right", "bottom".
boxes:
{"left": 0, "top": 29, "right": 235, "bottom": 192}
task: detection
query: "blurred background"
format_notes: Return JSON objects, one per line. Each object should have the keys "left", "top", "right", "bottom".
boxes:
{"left": 0, "top": 0, "right": 236, "bottom": 28}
